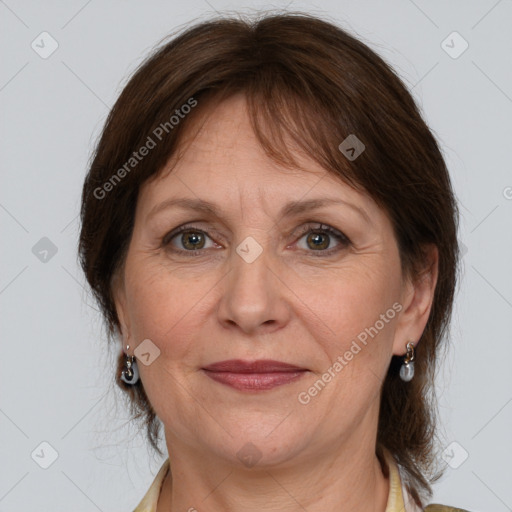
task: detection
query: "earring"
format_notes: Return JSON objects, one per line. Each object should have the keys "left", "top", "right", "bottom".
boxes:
{"left": 121, "top": 344, "right": 139, "bottom": 385}
{"left": 399, "top": 341, "right": 415, "bottom": 382}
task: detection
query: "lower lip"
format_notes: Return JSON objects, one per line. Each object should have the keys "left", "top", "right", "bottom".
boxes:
{"left": 202, "top": 370, "right": 307, "bottom": 391}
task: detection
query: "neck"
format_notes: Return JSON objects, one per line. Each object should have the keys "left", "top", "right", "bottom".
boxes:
{"left": 156, "top": 437, "right": 389, "bottom": 512}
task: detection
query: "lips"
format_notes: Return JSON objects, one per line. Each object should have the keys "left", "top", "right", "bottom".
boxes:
{"left": 202, "top": 359, "right": 306, "bottom": 373}
{"left": 202, "top": 359, "right": 308, "bottom": 391}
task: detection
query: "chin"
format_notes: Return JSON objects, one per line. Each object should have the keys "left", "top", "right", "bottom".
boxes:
{"left": 205, "top": 428, "right": 310, "bottom": 470}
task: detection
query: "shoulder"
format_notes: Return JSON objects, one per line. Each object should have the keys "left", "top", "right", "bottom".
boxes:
{"left": 425, "top": 505, "right": 472, "bottom": 512}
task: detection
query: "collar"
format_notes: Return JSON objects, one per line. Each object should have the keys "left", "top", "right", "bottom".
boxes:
{"left": 381, "top": 448, "right": 423, "bottom": 512}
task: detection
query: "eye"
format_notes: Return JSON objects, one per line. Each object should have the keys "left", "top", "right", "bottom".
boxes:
{"left": 161, "top": 222, "right": 351, "bottom": 257}
{"left": 162, "top": 225, "right": 218, "bottom": 255}
{"left": 295, "top": 223, "right": 351, "bottom": 256}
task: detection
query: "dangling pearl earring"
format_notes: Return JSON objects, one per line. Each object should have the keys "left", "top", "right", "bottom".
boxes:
{"left": 121, "top": 344, "right": 139, "bottom": 384}
{"left": 399, "top": 341, "right": 415, "bottom": 382}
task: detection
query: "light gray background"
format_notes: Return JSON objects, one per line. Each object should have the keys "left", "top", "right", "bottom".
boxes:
{"left": 1, "top": 1, "right": 511, "bottom": 511}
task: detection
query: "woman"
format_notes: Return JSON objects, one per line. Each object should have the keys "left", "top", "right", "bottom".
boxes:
{"left": 78, "top": 12, "right": 469, "bottom": 512}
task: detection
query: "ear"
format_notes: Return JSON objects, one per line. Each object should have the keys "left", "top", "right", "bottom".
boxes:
{"left": 392, "top": 244, "right": 439, "bottom": 356}
{"left": 111, "top": 270, "right": 131, "bottom": 345}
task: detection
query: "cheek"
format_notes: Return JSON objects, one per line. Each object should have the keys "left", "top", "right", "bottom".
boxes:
{"left": 298, "top": 267, "right": 400, "bottom": 419}
{"left": 123, "top": 260, "right": 212, "bottom": 361}
{"left": 307, "top": 262, "right": 399, "bottom": 351}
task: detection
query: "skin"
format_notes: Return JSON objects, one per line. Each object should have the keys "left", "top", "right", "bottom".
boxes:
{"left": 113, "top": 93, "right": 438, "bottom": 512}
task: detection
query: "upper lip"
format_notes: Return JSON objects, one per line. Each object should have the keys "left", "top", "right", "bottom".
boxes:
{"left": 202, "top": 359, "right": 307, "bottom": 373}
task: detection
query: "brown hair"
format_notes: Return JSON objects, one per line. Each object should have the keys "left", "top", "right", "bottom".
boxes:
{"left": 78, "top": 11, "right": 460, "bottom": 504}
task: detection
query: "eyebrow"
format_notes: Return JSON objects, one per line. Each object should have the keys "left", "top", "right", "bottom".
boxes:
{"left": 147, "top": 197, "right": 372, "bottom": 225}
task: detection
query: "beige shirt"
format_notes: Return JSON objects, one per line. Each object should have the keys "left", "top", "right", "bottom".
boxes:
{"left": 132, "top": 451, "right": 463, "bottom": 511}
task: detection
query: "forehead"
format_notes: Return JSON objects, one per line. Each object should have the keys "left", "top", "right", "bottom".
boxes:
{"left": 165, "top": 93, "right": 322, "bottom": 180}
{"left": 137, "top": 93, "right": 379, "bottom": 220}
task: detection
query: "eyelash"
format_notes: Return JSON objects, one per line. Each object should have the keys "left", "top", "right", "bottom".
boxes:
{"left": 161, "top": 222, "right": 351, "bottom": 257}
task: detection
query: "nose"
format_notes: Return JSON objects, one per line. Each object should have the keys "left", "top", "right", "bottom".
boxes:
{"left": 216, "top": 236, "right": 291, "bottom": 335}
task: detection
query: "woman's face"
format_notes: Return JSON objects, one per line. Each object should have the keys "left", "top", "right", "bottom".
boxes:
{"left": 114, "top": 93, "right": 436, "bottom": 468}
